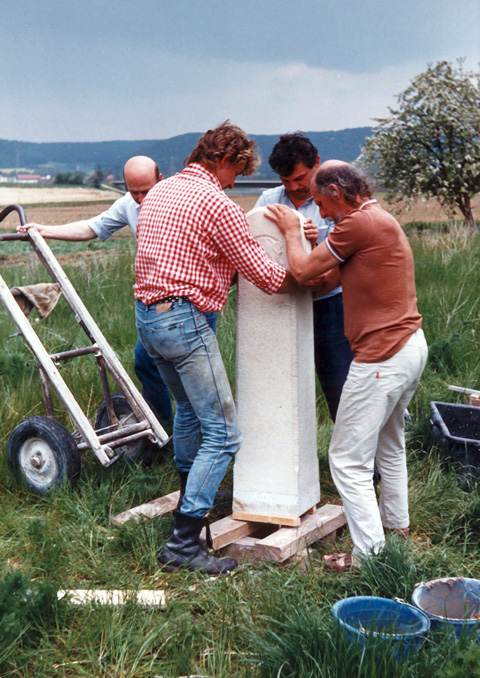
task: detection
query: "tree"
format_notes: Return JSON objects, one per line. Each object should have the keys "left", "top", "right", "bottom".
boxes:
{"left": 69, "top": 171, "right": 84, "bottom": 185}
{"left": 54, "top": 171, "right": 84, "bottom": 186}
{"left": 361, "top": 60, "right": 480, "bottom": 226}
{"left": 54, "top": 172, "right": 71, "bottom": 185}
{"left": 87, "top": 166, "right": 105, "bottom": 189}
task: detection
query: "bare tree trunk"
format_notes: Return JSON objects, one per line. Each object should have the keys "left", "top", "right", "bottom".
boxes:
{"left": 457, "top": 195, "right": 475, "bottom": 228}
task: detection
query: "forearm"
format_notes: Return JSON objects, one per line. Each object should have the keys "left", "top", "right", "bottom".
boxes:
{"left": 283, "top": 230, "right": 314, "bottom": 282}
{"left": 275, "top": 270, "right": 305, "bottom": 294}
{"left": 18, "top": 221, "right": 97, "bottom": 241}
{"left": 265, "top": 204, "right": 337, "bottom": 283}
{"left": 307, "top": 268, "right": 341, "bottom": 297}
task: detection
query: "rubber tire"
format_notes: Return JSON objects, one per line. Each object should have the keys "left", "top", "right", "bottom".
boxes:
{"left": 95, "top": 393, "right": 160, "bottom": 464}
{"left": 7, "top": 416, "right": 81, "bottom": 495}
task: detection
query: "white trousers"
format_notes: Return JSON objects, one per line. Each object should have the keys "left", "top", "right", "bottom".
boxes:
{"left": 329, "top": 329, "right": 428, "bottom": 556}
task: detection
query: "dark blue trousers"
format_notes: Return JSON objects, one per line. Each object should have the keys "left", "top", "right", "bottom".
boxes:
{"left": 313, "top": 293, "right": 354, "bottom": 421}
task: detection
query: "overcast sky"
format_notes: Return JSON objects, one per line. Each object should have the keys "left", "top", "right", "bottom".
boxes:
{"left": 1, "top": 0, "right": 479, "bottom": 143}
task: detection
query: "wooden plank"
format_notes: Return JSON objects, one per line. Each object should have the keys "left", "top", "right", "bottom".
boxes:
{"left": 57, "top": 589, "right": 166, "bottom": 609}
{"left": 253, "top": 504, "right": 345, "bottom": 562}
{"left": 219, "top": 536, "right": 258, "bottom": 563}
{"left": 202, "top": 515, "right": 259, "bottom": 549}
{"left": 110, "top": 491, "right": 179, "bottom": 526}
{"left": 232, "top": 511, "right": 302, "bottom": 527}
{"left": 283, "top": 548, "right": 309, "bottom": 566}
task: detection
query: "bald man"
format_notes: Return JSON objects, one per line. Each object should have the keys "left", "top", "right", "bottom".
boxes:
{"left": 19, "top": 156, "right": 162, "bottom": 241}
{"left": 17, "top": 156, "right": 179, "bottom": 424}
{"left": 267, "top": 161, "right": 427, "bottom": 569}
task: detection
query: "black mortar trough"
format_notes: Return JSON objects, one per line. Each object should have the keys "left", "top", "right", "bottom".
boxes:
{"left": 430, "top": 402, "right": 480, "bottom": 484}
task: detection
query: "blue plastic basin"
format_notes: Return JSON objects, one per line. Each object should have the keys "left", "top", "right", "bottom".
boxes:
{"left": 332, "top": 596, "right": 430, "bottom": 657}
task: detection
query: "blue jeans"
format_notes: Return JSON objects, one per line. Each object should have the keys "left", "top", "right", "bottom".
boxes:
{"left": 135, "top": 298, "right": 240, "bottom": 518}
{"left": 313, "top": 293, "right": 354, "bottom": 421}
{"left": 134, "top": 312, "right": 217, "bottom": 426}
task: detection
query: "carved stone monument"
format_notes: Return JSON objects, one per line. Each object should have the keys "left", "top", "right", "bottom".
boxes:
{"left": 233, "top": 207, "right": 320, "bottom": 527}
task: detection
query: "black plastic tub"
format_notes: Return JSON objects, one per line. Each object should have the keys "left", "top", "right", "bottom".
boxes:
{"left": 430, "top": 402, "right": 480, "bottom": 482}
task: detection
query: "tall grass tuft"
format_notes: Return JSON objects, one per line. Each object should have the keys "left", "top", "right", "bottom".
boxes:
{"left": 0, "top": 571, "right": 62, "bottom": 673}
{"left": 249, "top": 599, "right": 435, "bottom": 678}
{"left": 356, "top": 537, "right": 420, "bottom": 599}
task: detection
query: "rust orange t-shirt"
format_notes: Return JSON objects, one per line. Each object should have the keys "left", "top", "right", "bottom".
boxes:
{"left": 325, "top": 201, "right": 422, "bottom": 363}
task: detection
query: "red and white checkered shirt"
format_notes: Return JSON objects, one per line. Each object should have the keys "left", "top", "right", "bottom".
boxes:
{"left": 134, "top": 163, "right": 286, "bottom": 312}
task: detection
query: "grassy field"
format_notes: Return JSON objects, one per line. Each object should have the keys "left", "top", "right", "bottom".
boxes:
{"left": 1, "top": 193, "right": 480, "bottom": 677}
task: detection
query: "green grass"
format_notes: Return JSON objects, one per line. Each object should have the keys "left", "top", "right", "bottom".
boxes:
{"left": 0, "top": 232, "right": 136, "bottom": 258}
{"left": 1, "top": 220, "right": 480, "bottom": 675}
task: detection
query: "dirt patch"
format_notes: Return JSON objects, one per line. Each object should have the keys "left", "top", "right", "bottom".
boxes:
{"left": 0, "top": 185, "right": 121, "bottom": 207}
{"left": 0, "top": 248, "right": 125, "bottom": 269}
{"left": 230, "top": 193, "right": 258, "bottom": 214}
{"left": 1, "top": 187, "right": 476, "bottom": 240}
{"left": 232, "top": 192, "right": 479, "bottom": 225}
{"left": 381, "top": 195, "right": 480, "bottom": 224}
{"left": 0, "top": 191, "right": 258, "bottom": 232}
{"left": 0, "top": 198, "right": 119, "bottom": 232}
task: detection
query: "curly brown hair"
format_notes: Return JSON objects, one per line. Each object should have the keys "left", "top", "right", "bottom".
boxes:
{"left": 186, "top": 120, "right": 259, "bottom": 176}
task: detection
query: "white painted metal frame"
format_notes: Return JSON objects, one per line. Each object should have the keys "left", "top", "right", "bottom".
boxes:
{"left": 0, "top": 227, "right": 168, "bottom": 466}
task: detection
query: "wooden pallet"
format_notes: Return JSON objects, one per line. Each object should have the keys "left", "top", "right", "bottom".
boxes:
{"left": 231, "top": 506, "right": 317, "bottom": 527}
{"left": 211, "top": 504, "right": 346, "bottom": 563}
{"left": 111, "top": 495, "right": 346, "bottom": 564}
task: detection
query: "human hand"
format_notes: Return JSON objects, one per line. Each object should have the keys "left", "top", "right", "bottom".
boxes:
{"left": 264, "top": 204, "right": 301, "bottom": 234}
{"left": 16, "top": 222, "right": 38, "bottom": 233}
{"left": 302, "top": 218, "right": 318, "bottom": 245}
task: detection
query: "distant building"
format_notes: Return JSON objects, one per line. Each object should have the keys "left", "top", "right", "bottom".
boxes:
{"left": 14, "top": 173, "right": 53, "bottom": 184}
{"left": 16, "top": 174, "right": 42, "bottom": 184}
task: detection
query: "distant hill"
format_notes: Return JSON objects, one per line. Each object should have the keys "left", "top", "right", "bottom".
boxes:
{"left": 0, "top": 127, "right": 372, "bottom": 178}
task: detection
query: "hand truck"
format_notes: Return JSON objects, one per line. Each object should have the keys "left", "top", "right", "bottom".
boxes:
{"left": 0, "top": 204, "right": 170, "bottom": 494}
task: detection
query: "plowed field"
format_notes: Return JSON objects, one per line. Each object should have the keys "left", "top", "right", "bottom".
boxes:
{"left": 1, "top": 186, "right": 477, "bottom": 233}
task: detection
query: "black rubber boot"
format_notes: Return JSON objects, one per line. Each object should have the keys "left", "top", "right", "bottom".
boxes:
{"left": 159, "top": 510, "right": 238, "bottom": 575}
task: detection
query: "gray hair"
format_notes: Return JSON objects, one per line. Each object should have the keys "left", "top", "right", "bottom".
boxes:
{"left": 313, "top": 164, "right": 372, "bottom": 206}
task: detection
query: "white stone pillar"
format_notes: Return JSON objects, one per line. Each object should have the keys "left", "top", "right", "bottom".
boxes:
{"left": 233, "top": 207, "right": 320, "bottom": 527}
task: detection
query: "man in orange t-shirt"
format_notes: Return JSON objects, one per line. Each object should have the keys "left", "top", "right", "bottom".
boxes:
{"left": 266, "top": 161, "right": 428, "bottom": 570}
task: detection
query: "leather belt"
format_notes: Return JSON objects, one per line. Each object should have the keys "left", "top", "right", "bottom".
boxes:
{"left": 156, "top": 295, "right": 183, "bottom": 304}
{"left": 154, "top": 295, "right": 186, "bottom": 313}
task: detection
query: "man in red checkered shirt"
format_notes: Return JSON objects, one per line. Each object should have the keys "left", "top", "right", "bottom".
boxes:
{"left": 134, "top": 121, "right": 297, "bottom": 574}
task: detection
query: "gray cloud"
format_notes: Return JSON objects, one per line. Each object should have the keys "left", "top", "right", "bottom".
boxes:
{"left": 1, "top": 0, "right": 479, "bottom": 142}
